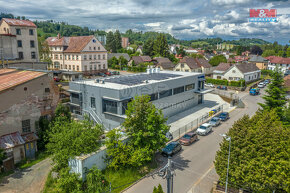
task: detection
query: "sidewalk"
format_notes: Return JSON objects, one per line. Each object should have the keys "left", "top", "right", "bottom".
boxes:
{"left": 167, "top": 93, "right": 234, "bottom": 134}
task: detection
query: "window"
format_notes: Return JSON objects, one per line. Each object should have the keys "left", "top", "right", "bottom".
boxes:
{"left": 68, "top": 55, "right": 71, "bottom": 60}
{"left": 94, "top": 47, "right": 96, "bottom": 50}
{"left": 185, "top": 69, "right": 189, "bottom": 72}
{"left": 89, "top": 46, "right": 92, "bottom": 50}
{"left": 16, "top": 28, "right": 21, "bottom": 35}
{"left": 76, "top": 55, "right": 79, "bottom": 60}
{"left": 29, "top": 29, "right": 34, "bottom": 35}
{"left": 22, "top": 119, "right": 31, "bottom": 133}
{"left": 30, "top": 40, "right": 35, "bottom": 48}
{"left": 94, "top": 65, "right": 97, "bottom": 70}
{"left": 60, "top": 55, "right": 62, "bottom": 60}
{"left": 98, "top": 47, "right": 100, "bottom": 50}
{"left": 181, "top": 63, "right": 184, "bottom": 68}
{"left": 98, "top": 64, "right": 101, "bottom": 69}
{"left": 185, "top": 83, "right": 195, "bottom": 91}
{"left": 65, "top": 55, "right": 67, "bottom": 60}
{"left": 98, "top": 55, "right": 100, "bottom": 60}
{"left": 103, "top": 64, "right": 105, "bottom": 69}
{"left": 69, "top": 65, "right": 71, "bottom": 70}
{"left": 77, "top": 66, "right": 79, "bottom": 71}
{"left": 103, "top": 99, "right": 118, "bottom": 114}
{"left": 84, "top": 65, "right": 87, "bottom": 71}
{"left": 90, "top": 65, "right": 93, "bottom": 70}
{"left": 103, "top": 54, "right": 105, "bottom": 59}
{"left": 17, "top": 40, "right": 22, "bottom": 47}
{"left": 45, "top": 88, "right": 50, "bottom": 93}
{"left": 24, "top": 87, "right": 27, "bottom": 91}
{"left": 65, "top": 65, "right": 67, "bottom": 69}
{"left": 159, "top": 89, "right": 172, "bottom": 99}
{"left": 150, "top": 93, "right": 158, "bottom": 101}
{"left": 18, "top": 52, "right": 24, "bottom": 59}
{"left": 173, "top": 86, "right": 184, "bottom": 95}
{"left": 91, "top": 97, "right": 96, "bottom": 108}
{"left": 31, "top": 52, "right": 36, "bottom": 59}
{"left": 89, "top": 55, "right": 92, "bottom": 60}
{"left": 73, "top": 65, "right": 75, "bottom": 71}
{"left": 55, "top": 54, "right": 58, "bottom": 60}
{"left": 94, "top": 55, "right": 96, "bottom": 60}
{"left": 84, "top": 55, "right": 87, "bottom": 60}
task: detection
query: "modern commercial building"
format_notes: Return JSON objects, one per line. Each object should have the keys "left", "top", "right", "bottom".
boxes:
{"left": 68, "top": 69, "right": 206, "bottom": 130}
{"left": 0, "top": 18, "right": 39, "bottom": 62}
{"left": 46, "top": 35, "right": 108, "bottom": 75}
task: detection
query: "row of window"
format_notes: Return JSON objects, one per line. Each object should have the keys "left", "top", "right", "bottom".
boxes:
{"left": 17, "top": 40, "right": 35, "bottom": 48}
{"left": 51, "top": 46, "right": 101, "bottom": 51}
{"left": 52, "top": 54, "right": 106, "bottom": 60}
{"left": 16, "top": 28, "right": 34, "bottom": 35}
{"left": 161, "top": 96, "right": 196, "bottom": 110}
{"left": 18, "top": 51, "right": 36, "bottom": 59}
{"left": 54, "top": 63, "right": 106, "bottom": 71}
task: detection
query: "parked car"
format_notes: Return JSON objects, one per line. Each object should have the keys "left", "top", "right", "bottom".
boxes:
{"left": 111, "top": 71, "right": 120, "bottom": 75}
{"left": 264, "top": 80, "right": 270, "bottom": 84}
{"left": 196, "top": 123, "right": 212, "bottom": 136}
{"left": 105, "top": 71, "right": 112, "bottom": 76}
{"left": 53, "top": 77, "right": 61, "bottom": 82}
{"left": 258, "top": 82, "right": 265, "bottom": 88}
{"left": 249, "top": 88, "right": 260, "bottom": 96}
{"left": 205, "top": 83, "right": 215, "bottom": 88}
{"left": 217, "top": 86, "right": 227, "bottom": 90}
{"left": 209, "top": 117, "right": 221, "bottom": 127}
{"left": 219, "top": 112, "right": 230, "bottom": 121}
{"left": 99, "top": 73, "right": 106, "bottom": 77}
{"left": 166, "top": 132, "right": 173, "bottom": 141}
{"left": 179, "top": 132, "right": 198, "bottom": 145}
{"left": 161, "top": 141, "right": 182, "bottom": 157}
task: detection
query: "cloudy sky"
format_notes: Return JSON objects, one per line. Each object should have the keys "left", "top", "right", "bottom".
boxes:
{"left": 1, "top": 0, "right": 290, "bottom": 44}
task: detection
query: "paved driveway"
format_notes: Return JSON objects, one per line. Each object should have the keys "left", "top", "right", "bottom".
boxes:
{"left": 0, "top": 158, "right": 52, "bottom": 193}
{"left": 124, "top": 90, "right": 265, "bottom": 193}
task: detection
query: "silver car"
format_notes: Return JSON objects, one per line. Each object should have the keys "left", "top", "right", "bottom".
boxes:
{"left": 209, "top": 117, "right": 221, "bottom": 127}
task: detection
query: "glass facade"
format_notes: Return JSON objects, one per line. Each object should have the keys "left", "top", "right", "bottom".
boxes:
{"left": 103, "top": 99, "right": 118, "bottom": 114}
{"left": 159, "top": 89, "right": 172, "bottom": 99}
{"left": 173, "top": 86, "right": 185, "bottom": 95}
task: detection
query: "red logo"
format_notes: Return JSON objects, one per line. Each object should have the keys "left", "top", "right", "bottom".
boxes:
{"left": 249, "top": 9, "right": 277, "bottom": 18}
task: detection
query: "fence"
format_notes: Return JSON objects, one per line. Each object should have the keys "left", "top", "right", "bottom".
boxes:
{"left": 171, "top": 104, "right": 228, "bottom": 139}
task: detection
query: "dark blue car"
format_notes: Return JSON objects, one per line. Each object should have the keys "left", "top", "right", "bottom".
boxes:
{"left": 219, "top": 112, "right": 229, "bottom": 121}
{"left": 162, "top": 141, "right": 182, "bottom": 157}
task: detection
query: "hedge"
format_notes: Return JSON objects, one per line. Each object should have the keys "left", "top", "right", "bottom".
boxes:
{"left": 229, "top": 80, "right": 245, "bottom": 87}
{"left": 206, "top": 78, "right": 245, "bottom": 87}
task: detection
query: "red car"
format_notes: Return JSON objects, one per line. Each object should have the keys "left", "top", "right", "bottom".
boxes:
{"left": 105, "top": 71, "right": 111, "bottom": 76}
{"left": 179, "top": 132, "right": 198, "bottom": 146}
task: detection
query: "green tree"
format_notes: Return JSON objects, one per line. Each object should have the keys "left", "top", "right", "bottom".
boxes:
{"left": 56, "top": 168, "right": 83, "bottom": 193}
{"left": 215, "top": 110, "right": 290, "bottom": 192}
{"left": 106, "top": 31, "right": 116, "bottom": 52}
{"left": 251, "top": 45, "right": 263, "bottom": 55}
{"left": 153, "top": 184, "right": 164, "bottom": 193}
{"left": 123, "top": 95, "right": 169, "bottom": 164}
{"left": 114, "top": 30, "right": 122, "bottom": 51}
{"left": 54, "top": 103, "right": 71, "bottom": 122}
{"left": 108, "top": 56, "right": 119, "bottom": 67}
{"left": 209, "top": 55, "right": 227, "bottom": 66}
{"left": 46, "top": 117, "right": 103, "bottom": 170}
{"left": 85, "top": 166, "right": 108, "bottom": 193}
{"left": 176, "top": 46, "right": 186, "bottom": 57}
{"left": 261, "top": 49, "right": 276, "bottom": 57}
{"left": 153, "top": 34, "right": 169, "bottom": 57}
{"left": 286, "top": 47, "right": 290, "bottom": 57}
{"left": 143, "top": 38, "right": 155, "bottom": 56}
{"left": 0, "top": 148, "right": 6, "bottom": 166}
{"left": 118, "top": 55, "right": 128, "bottom": 65}
{"left": 259, "top": 67, "right": 286, "bottom": 116}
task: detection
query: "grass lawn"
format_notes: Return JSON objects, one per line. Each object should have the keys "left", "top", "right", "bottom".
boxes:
{"left": 42, "top": 171, "right": 58, "bottom": 193}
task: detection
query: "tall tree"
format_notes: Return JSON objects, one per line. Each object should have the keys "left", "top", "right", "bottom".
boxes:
{"left": 143, "top": 38, "right": 155, "bottom": 56}
{"left": 209, "top": 55, "right": 227, "bottom": 66}
{"left": 153, "top": 34, "right": 169, "bottom": 57}
{"left": 251, "top": 45, "right": 263, "bottom": 55}
{"left": 215, "top": 110, "right": 290, "bottom": 193}
{"left": 259, "top": 67, "right": 286, "bottom": 116}
{"left": 106, "top": 31, "right": 116, "bottom": 52}
{"left": 114, "top": 30, "right": 122, "bottom": 51}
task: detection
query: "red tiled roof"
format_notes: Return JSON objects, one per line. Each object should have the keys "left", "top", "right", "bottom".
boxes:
{"left": 0, "top": 69, "right": 46, "bottom": 92}
{"left": 1, "top": 18, "right": 37, "bottom": 28}
{"left": 140, "top": 56, "right": 152, "bottom": 62}
{"left": 46, "top": 35, "right": 94, "bottom": 53}
{"left": 265, "top": 56, "right": 290, "bottom": 64}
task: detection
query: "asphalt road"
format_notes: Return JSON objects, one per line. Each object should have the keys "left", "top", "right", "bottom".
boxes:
{"left": 124, "top": 89, "right": 265, "bottom": 193}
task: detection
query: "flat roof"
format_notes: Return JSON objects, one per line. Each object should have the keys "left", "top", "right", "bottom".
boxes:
{"left": 72, "top": 71, "right": 202, "bottom": 90}
{"left": 0, "top": 69, "right": 46, "bottom": 92}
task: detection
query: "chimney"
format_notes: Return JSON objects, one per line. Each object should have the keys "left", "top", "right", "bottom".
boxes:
{"left": 57, "top": 33, "right": 61, "bottom": 39}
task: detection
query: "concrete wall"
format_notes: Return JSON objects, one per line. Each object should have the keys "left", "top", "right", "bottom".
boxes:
{"left": 0, "top": 35, "right": 17, "bottom": 60}
{"left": 1, "top": 62, "right": 48, "bottom": 70}
{"left": 69, "top": 146, "right": 107, "bottom": 179}
{"left": 13, "top": 145, "right": 25, "bottom": 164}
{"left": 0, "top": 74, "right": 59, "bottom": 136}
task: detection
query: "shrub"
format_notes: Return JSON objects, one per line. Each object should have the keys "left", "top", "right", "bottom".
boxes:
{"left": 206, "top": 78, "right": 228, "bottom": 86}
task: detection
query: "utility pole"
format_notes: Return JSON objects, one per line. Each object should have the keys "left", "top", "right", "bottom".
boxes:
{"left": 156, "top": 156, "right": 175, "bottom": 193}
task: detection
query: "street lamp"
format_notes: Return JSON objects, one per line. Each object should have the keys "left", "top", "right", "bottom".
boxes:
{"left": 220, "top": 134, "right": 231, "bottom": 193}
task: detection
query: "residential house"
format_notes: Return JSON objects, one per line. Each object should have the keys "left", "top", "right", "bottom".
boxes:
{"left": 130, "top": 56, "right": 152, "bottom": 65}
{"left": 234, "top": 56, "right": 249, "bottom": 63}
{"left": 214, "top": 63, "right": 261, "bottom": 83}
{"left": 154, "top": 57, "right": 175, "bottom": 70}
{"left": 0, "top": 18, "right": 39, "bottom": 62}
{"left": 212, "top": 63, "right": 232, "bottom": 79}
{"left": 196, "top": 58, "right": 214, "bottom": 75}
{"left": 249, "top": 55, "right": 268, "bottom": 70}
{"left": 121, "top": 37, "right": 129, "bottom": 48}
{"left": 136, "top": 46, "right": 143, "bottom": 55}
{"left": 265, "top": 56, "right": 290, "bottom": 73}
{"left": 0, "top": 69, "right": 59, "bottom": 162}
{"left": 174, "top": 57, "right": 202, "bottom": 73}
{"left": 46, "top": 35, "right": 108, "bottom": 75}
{"left": 108, "top": 53, "right": 130, "bottom": 61}
{"left": 242, "top": 51, "right": 251, "bottom": 56}
{"left": 204, "top": 53, "right": 215, "bottom": 61}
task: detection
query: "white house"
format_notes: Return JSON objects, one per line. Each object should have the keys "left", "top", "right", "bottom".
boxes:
{"left": 265, "top": 56, "right": 290, "bottom": 73}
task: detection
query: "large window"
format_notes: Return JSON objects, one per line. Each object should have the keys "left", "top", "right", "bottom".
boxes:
{"left": 91, "top": 97, "right": 96, "bottom": 108}
{"left": 31, "top": 52, "right": 36, "bottom": 59}
{"left": 103, "top": 99, "right": 118, "bottom": 114}
{"left": 29, "top": 29, "right": 34, "bottom": 35}
{"left": 173, "top": 86, "right": 184, "bottom": 95}
{"left": 159, "top": 89, "right": 172, "bottom": 99}
{"left": 30, "top": 40, "right": 35, "bottom": 48}
{"left": 185, "top": 83, "right": 195, "bottom": 91}
{"left": 22, "top": 119, "right": 31, "bottom": 133}
{"left": 71, "top": 93, "right": 80, "bottom": 105}
{"left": 16, "top": 28, "right": 21, "bottom": 35}
{"left": 17, "top": 40, "right": 22, "bottom": 47}
{"left": 122, "top": 99, "right": 132, "bottom": 114}
{"left": 18, "top": 52, "right": 24, "bottom": 59}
